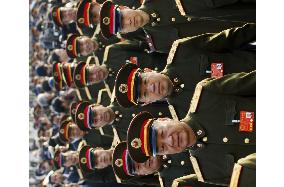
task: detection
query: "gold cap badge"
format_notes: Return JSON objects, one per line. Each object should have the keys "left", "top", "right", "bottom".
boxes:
{"left": 68, "top": 45, "right": 73, "bottom": 51}
{"left": 78, "top": 18, "right": 84, "bottom": 24}
{"left": 115, "top": 159, "right": 123, "bottom": 167}
{"left": 81, "top": 157, "right": 87, "bottom": 164}
{"left": 131, "top": 138, "right": 142, "bottom": 149}
{"left": 103, "top": 17, "right": 110, "bottom": 25}
{"left": 119, "top": 84, "right": 128, "bottom": 93}
{"left": 78, "top": 113, "right": 84, "bottom": 120}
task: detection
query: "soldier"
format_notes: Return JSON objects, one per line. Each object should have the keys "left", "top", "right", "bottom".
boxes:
{"left": 73, "top": 40, "right": 167, "bottom": 93}
{"left": 51, "top": 6, "right": 77, "bottom": 27}
{"left": 99, "top": 1, "right": 255, "bottom": 53}
{"left": 74, "top": 95, "right": 172, "bottom": 141}
{"left": 112, "top": 142, "right": 223, "bottom": 187}
{"left": 114, "top": 24, "right": 255, "bottom": 119}
{"left": 65, "top": 33, "right": 120, "bottom": 63}
{"left": 126, "top": 71, "right": 256, "bottom": 186}
{"left": 77, "top": 145, "right": 117, "bottom": 183}
{"left": 59, "top": 115, "right": 113, "bottom": 149}
{"left": 73, "top": 57, "right": 109, "bottom": 103}
{"left": 53, "top": 150, "right": 79, "bottom": 169}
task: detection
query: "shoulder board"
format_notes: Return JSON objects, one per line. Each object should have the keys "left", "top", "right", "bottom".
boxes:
{"left": 76, "top": 24, "right": 83, "bottom": 35}
{"left": 76, "top": 168, "right": 84, "bottom": 180}
{"left": 103, "top": 45, "right": 112, "bottom": 63}
{"left": 229, "top": 163, "right": 242, "bottom": 187}
{"left": 77, "top": 140, "right": 87, "bottom": 151}
{"left": 167, "top": 103, "right": 179, "bottom": 121}
{"left": 104, "top": 82, "right": 112, "bottom": 99}
{"left": 84, "top": 86, "right": 92, "bottom": 100}
{"left": 175, "top": 0, "right": 186, "bottom": 16}
{"left": 190, "top": 156, "right": 204, "bottom": 182}
{"left": 75, "top": 89, "right": 82, "bottom": 101}
{"left": 99, "top": 127, "right": 105, "bottom": 135}
{"left": 110, "top": 87, "right": 116, "bottom": 104}
{"left": 111, "top": 127, "right": 121, "bottom": 147}
{"left": 189, "top": 80, "right": 207, "bottom": 113}
{"left": 93, "top": 24, "right": 101, "bottom": 38}
{"left": 166, "top": 37, "right": 188, "bottom": 65}
{"left": 158, "top": 172, "right": 165, "bottom": 187}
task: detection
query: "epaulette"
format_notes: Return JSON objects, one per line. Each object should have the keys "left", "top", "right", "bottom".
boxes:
{"left": 111, "top": 126, "right": 121, "bottom": 148}
{"left": 167, "top": 38, "right": 188, "bottom": 65}
{"left": 229, "top": 163, "right": 242, "bottom": 187}
{"left": 190, "top": 156, "right": 204, "bottom": 182}
{"left": 77, "top": 140, "right": 87, "bottom": 151}
{"left": 189, "top": 80, "right": 208, "bottom": 113}
{"left": 175, "top": 0, "right": 186, "bottom": 16}
{"left": 158, "top": 172, "right": 165, "bottom": 187}
{"left": 103, "top": 45, "right": 112, "bottom": 63}
{"left": 166, "top": 102, "right": 179, "bottom": 121}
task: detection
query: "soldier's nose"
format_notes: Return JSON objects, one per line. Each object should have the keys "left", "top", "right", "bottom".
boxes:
{"left": 165, "top": 135, "right": 173, "bottom": 146}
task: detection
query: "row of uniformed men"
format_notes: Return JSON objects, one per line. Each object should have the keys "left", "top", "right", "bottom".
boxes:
{"left": 46, "top": 27, "right": 256, "bottom": 187}
{"left": 44, "top": 0, "right": 256, "bottom": 186}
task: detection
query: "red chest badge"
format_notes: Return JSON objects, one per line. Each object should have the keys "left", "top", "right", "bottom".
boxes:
{"left": 239, "top": 111, "right": 255, "bottom": 132}
{"left": 129, "top": 56, "right": 138, "bottom": 65}
{"left": 211, "top": 62, "right": 224, "bottom": 78}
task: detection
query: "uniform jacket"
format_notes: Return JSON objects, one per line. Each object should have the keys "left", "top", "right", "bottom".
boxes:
{"left": 181, "top": 71, "right": 256, "bottom": 185}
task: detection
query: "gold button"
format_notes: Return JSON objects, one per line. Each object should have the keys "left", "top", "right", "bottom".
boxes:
{"left": 187, "top": 17, "right": 191, "bottom": 21}
{"left": 154, "top": 67, "right": 158, "bottom": 71}
{"left": 157, "top": 18, "right": 160, "bottom": 22}
{"left": 244, "top": 138, "right": 250, "bottom": 144}
{"left": 151, "top": 13, "right": 157, "bottom": 18}
{"left": 180, "top": 161, "right": 185, "bottom": 165}
{"left": 174, "top": 78, "right": 179, "bottom": 82}
{"left": 119, "top": 114, "right": 122, "bottom": 118}
{"left": 167, "top": 160, "right": 172, "bottom": 164}
{"left": 171, "top": 17, "right": 176, "bottom": 22}
{"left": 132, "top": 113, "right": 135, "bottom": 117}
{"left": 151, "top": 22, "right": 156, "bottom": 27}
{"left": 180, "top": 84, "right": 185, "bottom": 88}
{"left": 115, "top": 111, "right": 119, "bottom": 114}
{"left": 132, "top": 6, "right": 135, "bottom": 9}
{"left": 163, "top": 155, "right": 167, "bottom": 159}
{"left": 158, "top": 112, "right": 163, "bottom": 116}
{"left": 223, "top": 137, "right": 228, "bottom": 143}
{"left": 202, "top": 137, "right": 208, "bottom": 142}
{"left": 163, "top": 164, "right": 167, "bottom": 168}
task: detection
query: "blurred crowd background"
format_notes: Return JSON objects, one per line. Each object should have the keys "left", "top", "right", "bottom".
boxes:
{"left": 29, "top": 0, "right": 79, "bottom": 186}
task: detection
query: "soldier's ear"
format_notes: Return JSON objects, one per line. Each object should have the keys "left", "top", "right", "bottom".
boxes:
{"left": 143, "top": 68, "right": 153, "bottom": 73}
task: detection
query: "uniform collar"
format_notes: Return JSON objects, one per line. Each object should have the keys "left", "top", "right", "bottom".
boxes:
{"left": 162, "top": 71, "right": 184, "bottom": 95}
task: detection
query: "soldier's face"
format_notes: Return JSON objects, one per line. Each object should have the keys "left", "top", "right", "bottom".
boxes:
{"left": 90, "top": 105, "right": 115, "bottom": 128}
{"left": 61, "top": 7, "right": 77, "bottom": 25}
{"left": 78, "top": 36, "right": 98, "bottom": 56}
{"left": 120, "top": 8, "right": 144, "bottom": 33}
{"left": 91, "top": 3, "right": 101, "bottom": 24}
{"left": 51, "top": 170, "right": 66, "bottom": 184}
{"left": 94, "top": 149, "right": 112, "bottom": 169}
{"left": 64, "top": 151, "right": 79, "bottom": 167}
{"left": 134, "top": 156, "right": 161, "bottom": 175}
{"left": 154, "top": 118, "right": 191, "bottom": 155}
{"left": 88, "top": 64, "right": 109, "bottom": 84}
{"left": 69, "top": 123, "right": 84, "bottom": 141}
{"left": 139, "top": 71, "right": 173, "bottom": 103}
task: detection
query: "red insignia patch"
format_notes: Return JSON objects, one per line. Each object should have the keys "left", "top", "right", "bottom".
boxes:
{"left": 211, "top": 62, "right": 224, "bottom": 78}
{"left": 239, "top": 111, "right": 254, "bottom": 132}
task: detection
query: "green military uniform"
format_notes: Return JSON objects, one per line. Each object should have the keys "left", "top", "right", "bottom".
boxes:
{"left": 100, "top": 0, "right": 255, "bottom": 53}
{"left": 229, "top": 153, "right": 256, "bottom": 187}
{"left": 172, "top": 174, "right": 224, "bottom": 187}
{"left": 179, "top": 71, "right": 256, "bottom": 186}
{"left": 101, "top": 40, "right": 167, "bottom": 91}
{"left": 138, "top": 0, "right": 255, "bottom": 53}
{"left": 83, "top": 129, "right": 113, "bottom": 149}
{"left": 162, "top": 23, "right": 255, "bottom": 119}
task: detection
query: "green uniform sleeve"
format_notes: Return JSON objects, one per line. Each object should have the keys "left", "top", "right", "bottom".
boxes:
{"left": 204, "top": 70, "right": 256, "bottom": 96}
{"left": 176, "top": 23, "right": 255, "bottom": 52}
{"left": 171, "top": 174, "right": 225, "bottom": 187}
